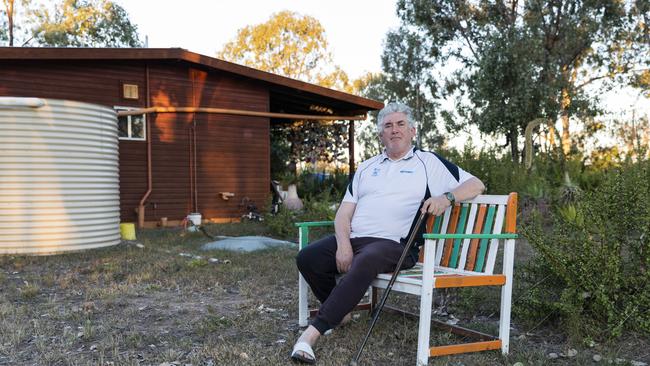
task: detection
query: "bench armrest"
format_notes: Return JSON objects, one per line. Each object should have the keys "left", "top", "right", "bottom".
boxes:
{"left": 295, "top": 221, "right": 334, "bottom": 249}
{"left": 295, "top": 221, "right": 335, "bottom": 228}
{"left": 423, "top": 233, "right": 518, "bottom": 240}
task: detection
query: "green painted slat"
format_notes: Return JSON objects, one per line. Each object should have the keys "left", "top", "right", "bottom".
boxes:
{"left": 299, "top": 226, "right": 309, "bottom": 250}
{"left": 422, "top": 233, "right": 517, "bottom": 239}
{"left": 475, "top": 205, "right": 496, "bottom": 272}
{"left": 295, "top": 221, "right": 334, "bottom": 227}
{"left": 448, "top": 204, "right": 469, "bottom": 268}
{"left": 432, "top": 215, "right": 442, "bottom": 234}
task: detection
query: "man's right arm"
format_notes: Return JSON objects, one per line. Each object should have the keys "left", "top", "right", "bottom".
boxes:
{"left": 334, "top": 201, "right": 356, "bottom": 273}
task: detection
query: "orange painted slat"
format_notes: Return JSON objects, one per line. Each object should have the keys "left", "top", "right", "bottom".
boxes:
{"left": 465, "top": 204, "right": 487, "bottom": 271}
{"left": 429, "top": 340, "right": 502, "bottom": 357}
{"left": 505, "top": 192, "right": 518, "bottom": 233}
{"left": 420, "top": 215, "right": 437, "bottom": 262}
{"left": 434, "top": 274, "right": 506, "bottom": 288}
{"left": 441, "top": 205, "right": 461, "bottom": 266}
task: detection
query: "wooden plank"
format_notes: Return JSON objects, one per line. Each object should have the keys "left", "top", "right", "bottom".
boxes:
{"left": 505, "top": 192, "right": 518, "bottom": 233}
{"left": 441, "top": 205, "right": 461, "bottom": 267}
{"left": 448, "top": 204, "right": 469, "bottom": 269}
{"left": 382, "top": 306, "right": 498, "bottom": 341}
{"left": 434, "top": 208, "right": 451, "bottom": 266}
{"left": 434, "top": 274, "right": 506, "bottom": 288}
{"left": 485, "top": 204, "right": 506, "bottom": 274}
{"left": 458, "top": 203, "right": 478, "bottom": 270}
{"left": 459, "top": 194, "right": 509, "bottom": 205}
{"left": 475, "top": 205, "right": 496, "bottom": 272}
{"left": 429, "top": 340, "right": 502, "bottom": 357}
{"left": 464, "top": 204, "right": 487, "bottom": 271}
{"left": 420, "top": 215, "right": 442, "bottom": 263}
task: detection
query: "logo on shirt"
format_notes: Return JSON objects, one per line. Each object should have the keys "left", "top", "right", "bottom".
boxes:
{"left": 371, "top": 167, "right": 381, "bottom": 176}
{"left": 400, "top": 170, "right": 414, "bottom": 173}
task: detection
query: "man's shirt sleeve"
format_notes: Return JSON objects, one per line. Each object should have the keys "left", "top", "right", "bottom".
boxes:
{"left": 342, "top": 167, "right": 361, "bottom": 204}
{"left": 428, "top": 153, "right": 476, "bottom": 194}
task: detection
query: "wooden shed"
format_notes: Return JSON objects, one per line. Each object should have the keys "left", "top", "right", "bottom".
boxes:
{"left": 0, "top": 47, "right": 383, "bottom": 226}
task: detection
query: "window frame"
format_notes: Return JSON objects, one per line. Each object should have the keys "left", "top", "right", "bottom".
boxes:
{"left": 115, "top": 106, "right": 147, "bottom": 141}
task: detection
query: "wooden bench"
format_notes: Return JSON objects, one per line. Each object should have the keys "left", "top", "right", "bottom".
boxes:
{"left": 296, "top": 193, "right": 518, "bottom": 365}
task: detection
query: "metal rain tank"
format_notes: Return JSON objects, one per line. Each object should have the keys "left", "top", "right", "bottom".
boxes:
{"left": 0, "top": 97, "right": 120, "bottom": 255}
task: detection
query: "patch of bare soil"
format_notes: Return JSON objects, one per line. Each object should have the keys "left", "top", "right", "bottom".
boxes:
{"left": 0, "top": 227, "right": 648, "bottom": 365}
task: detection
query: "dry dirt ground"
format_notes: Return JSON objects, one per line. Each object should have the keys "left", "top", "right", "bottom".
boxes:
{"left": 0, "top": 223, "right": 648, "bottom": 365}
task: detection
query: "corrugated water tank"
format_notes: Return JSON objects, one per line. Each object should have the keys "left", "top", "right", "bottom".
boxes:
{"left": 0, "top": 98, "right": 120, "bottom": 254}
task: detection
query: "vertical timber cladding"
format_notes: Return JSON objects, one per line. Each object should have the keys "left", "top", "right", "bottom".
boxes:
{"left": 145, "top": 65, "right": 270, "bottom": 222}
{"left": 0, "top": 60, "right": 148, "bottom": 222}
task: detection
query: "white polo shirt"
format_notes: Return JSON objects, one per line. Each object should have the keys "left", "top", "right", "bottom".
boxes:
{"left": 342, "top": 147, "right": 474, "bottom": 243}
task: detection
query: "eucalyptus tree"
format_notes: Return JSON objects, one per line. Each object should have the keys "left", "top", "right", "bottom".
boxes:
{"left": 31, "top": 0, "right": 142, "bottom": 47}
{"left": 381, "top": 25, "right": 441, "bottom": 150}
{"left": 218, "top": 11, "right": 352, "bottom": 175}
{"left": 397, "top": 0, "right": 650, "bottom": 160}
{"left": 1, "top": 0, "right": 142, "bottom": 47}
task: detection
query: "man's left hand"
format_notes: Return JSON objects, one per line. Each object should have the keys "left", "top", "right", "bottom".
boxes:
{"left": 421, "top": 195, "right": 452, "bottom": 216}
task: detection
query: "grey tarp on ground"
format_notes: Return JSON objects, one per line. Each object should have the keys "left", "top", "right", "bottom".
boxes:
{"left": 201, "top": 236, "right": 297, "bottom": 252}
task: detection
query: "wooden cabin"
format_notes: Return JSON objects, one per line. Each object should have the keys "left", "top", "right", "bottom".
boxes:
{"left": 0, "top": 47, "right": 382, "bottom": 226}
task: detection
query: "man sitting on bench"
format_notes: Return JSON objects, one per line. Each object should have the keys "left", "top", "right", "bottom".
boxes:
{"left": 291, "top": 101, "right": 485, "bottom": 364}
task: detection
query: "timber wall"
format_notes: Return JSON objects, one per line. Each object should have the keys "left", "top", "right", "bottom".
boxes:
{"left": 0, "top": 60, "right": 270, "bottom": 223}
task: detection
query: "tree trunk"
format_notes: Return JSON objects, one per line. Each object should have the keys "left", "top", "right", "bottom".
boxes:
{"left": 4, "top": 0, "right": 15, "bottom": 47}
{"left": 560, "top": 86, "right": 571, "bottom": 156}
{"left": 559, "top": 66, "right": 576, "bottom": 156}
{"left": 509, "top": 128, "right": 519, "bottom": 162}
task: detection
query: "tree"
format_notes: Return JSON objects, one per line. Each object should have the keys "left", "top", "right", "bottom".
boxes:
{"left": 1, "top": 0, "right": 15, "bottom": 45}
{"left": 397, "top": 0, "right": 650, "bottom": 160}
{"left": 218, "top": 11, "right": 352, "bottom": 176}
{"left": 218, "top": 10, "right": 348, "bottom": 89}
{"left": 381, "top": 26, "right": 441, "bottom": 149}
{"left": 1, "top": 0, "right": 32, "bottom": 46}
{"left": 30, "top": 0, "right": 142, "bottom": 47}
{"left": 353, "top": 73, "right": 389, "bottom": 160}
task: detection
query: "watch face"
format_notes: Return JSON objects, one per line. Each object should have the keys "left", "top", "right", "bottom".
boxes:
{"left": 445, "top": 192, "right": 455, "bottom": 202}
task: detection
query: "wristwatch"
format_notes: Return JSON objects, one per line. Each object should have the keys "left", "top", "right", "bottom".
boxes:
{"left": 443, "top": 191, "right": 455, "bottom": 206}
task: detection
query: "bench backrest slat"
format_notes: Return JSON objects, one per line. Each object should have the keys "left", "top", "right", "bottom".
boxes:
{"left": 434, "top": 207, "right": 452, "bottom": 266}
{"left": 448, "top": 204, "right": 470, "bottom": 268}
{"left": 463, "top": 204, "right": 487, "bottom": 270}
{"left": 420, "top": 193, "right": 517, "bottom": 275}
{"left": 474, "top": 205, "right": 497, "bottom": 272}
{"left": 440, "top": 205, "right": 462, "bottom": 266}
{"left": 484, "top": 203, "right": 506, "bottom": 273}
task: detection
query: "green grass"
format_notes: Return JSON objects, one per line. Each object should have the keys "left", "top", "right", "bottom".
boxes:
{"left": 0, "top": 222, "right": 647, "bottom": 365}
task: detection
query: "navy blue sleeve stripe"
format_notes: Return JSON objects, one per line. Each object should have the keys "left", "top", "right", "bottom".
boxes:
{"left": 432, "top": 152, "right": 460, "bottom": 182}
{"left": 347, "top": 174, "right": 354, "bottom": 196}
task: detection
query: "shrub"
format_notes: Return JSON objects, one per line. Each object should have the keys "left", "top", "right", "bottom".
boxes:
{"left": 264, "top": 196, "right": 337, "bottom": 240}
{"left": 520, "top": 159, "right": 650, "bottom": 338}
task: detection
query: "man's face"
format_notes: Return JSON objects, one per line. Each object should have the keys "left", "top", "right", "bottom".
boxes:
{"left": 379, "top": 112, "right": 416, "bottom": 156}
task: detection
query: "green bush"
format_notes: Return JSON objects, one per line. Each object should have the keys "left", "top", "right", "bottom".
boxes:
{"left": 520, "top": 159, "right": 650, "bottom": 338}
{"left": 264, "top": 196, "right": 337, "bottom": 240}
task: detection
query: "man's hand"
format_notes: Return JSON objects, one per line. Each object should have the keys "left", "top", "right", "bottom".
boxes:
{"left": 336, "top": 243, "right": 353, "bottom": 273}
{"left": 421, "top": 195, "right": 452, "bottom": 216}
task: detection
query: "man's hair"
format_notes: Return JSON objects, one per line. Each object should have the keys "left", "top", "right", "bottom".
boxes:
{"left": 376, "top": 102, "right": 414, "bottom": 133}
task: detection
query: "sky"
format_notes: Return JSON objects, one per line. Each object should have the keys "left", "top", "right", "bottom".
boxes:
{"left": 114, "top": 0, "right": 647, "bottom": 152}
{"left": 114, "top": 0, "right": 401, "bottom": 81}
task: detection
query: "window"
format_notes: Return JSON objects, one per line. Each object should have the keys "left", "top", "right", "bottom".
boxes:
{"left": 115, "top": 106, "right": 146, "bottom": 141}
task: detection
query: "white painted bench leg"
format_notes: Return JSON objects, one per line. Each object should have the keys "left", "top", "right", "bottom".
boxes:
{"left": 298, "top": 227, "right": 309, "bottom": 328}
{"left": 499, "top": 238, "right": 515, "bottom": 354}
{"left": 298, "top": 273, "right": 309, "bottom": 327}
{"left": 417, "top": 239, "right": 437, "bottom": 365}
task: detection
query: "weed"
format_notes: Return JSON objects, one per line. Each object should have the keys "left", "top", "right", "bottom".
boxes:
{"left": 20, "top": 283, "right": 40, "bottom": 299}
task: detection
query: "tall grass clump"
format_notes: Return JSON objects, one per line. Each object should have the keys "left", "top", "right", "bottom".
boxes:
{"left": 520, "top": 159, "right": 650, "bottom": 338}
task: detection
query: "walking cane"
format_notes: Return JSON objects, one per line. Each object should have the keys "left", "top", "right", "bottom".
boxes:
{"left": 350, "top": 210, "right": 428, "bottom": 366}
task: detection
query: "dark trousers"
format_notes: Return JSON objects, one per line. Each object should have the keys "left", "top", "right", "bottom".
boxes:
{"left": 296, "top": 235, "right": 416, "bottom": 334}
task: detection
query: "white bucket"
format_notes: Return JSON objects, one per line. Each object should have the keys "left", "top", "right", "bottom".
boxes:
{"left": 187, "top": 213, "right": 202, "bottom": 231}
